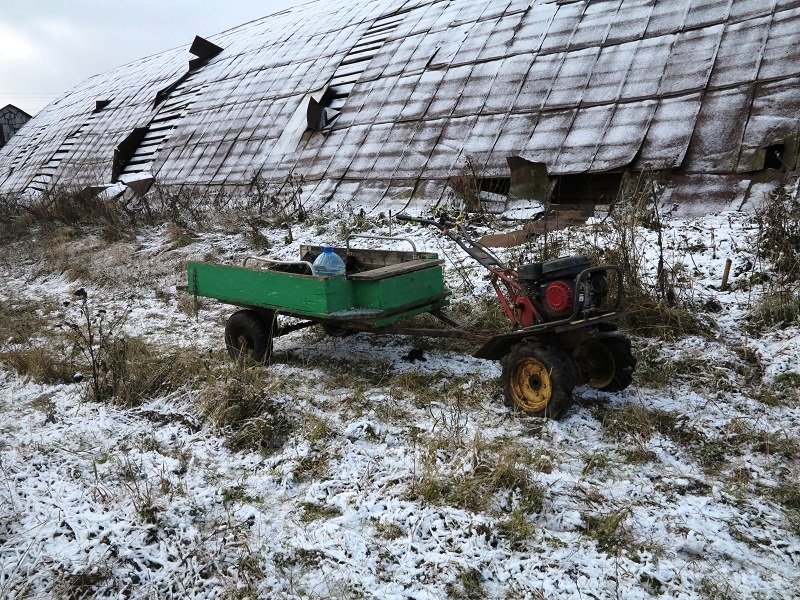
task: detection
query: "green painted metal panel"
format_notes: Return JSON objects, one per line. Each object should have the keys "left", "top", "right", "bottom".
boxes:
{"left": 353, "top": 266, "right": 446, "bottom": 311}
{"left": 187, "top": 261, "right": 449, "bottom": 322}
{"left": 187, "top": 262, "right": 355, "bottom": 316}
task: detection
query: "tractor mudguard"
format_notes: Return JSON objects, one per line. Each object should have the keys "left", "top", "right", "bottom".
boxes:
{"left": 473, "top": 312, "right": 626, "bottom": 360}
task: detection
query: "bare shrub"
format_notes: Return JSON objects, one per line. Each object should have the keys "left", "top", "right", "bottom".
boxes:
{"left": 20, "top": 186, "right": 125, "bottom": 230}
{"left": 748, "top": 185, "right": 800, "bottom": 331}
{"left": 601, "top": 173, "right": 712, "bottom": 339}
{"left": 246, "top": 170, "right": 307, "bottom": 224}
{"left": 62, "top": 292, "right": 204, "bottom": 405}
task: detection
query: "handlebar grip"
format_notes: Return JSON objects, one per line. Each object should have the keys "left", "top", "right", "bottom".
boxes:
{"left": 396, "top": 213, "right": 440, "bottom": 227}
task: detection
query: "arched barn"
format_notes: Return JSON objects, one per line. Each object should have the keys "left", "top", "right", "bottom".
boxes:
{"left": 1, "top": 0, "right": 799, "bottom": 216}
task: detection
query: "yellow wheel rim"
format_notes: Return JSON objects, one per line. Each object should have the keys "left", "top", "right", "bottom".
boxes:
{"left": 510, "top": 358, "right": 553, "bottom": 412}
{"left": 575, "top": 341, "right": 615, "bottom": 389}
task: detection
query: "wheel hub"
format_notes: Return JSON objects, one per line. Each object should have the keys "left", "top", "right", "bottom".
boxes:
{"left": 511, "top": 358, "right": 552, "bottom": 412}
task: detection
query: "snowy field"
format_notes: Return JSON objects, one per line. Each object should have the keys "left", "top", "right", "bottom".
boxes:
{"left": 0, "top": 200, "right": 798, "bottom": 599}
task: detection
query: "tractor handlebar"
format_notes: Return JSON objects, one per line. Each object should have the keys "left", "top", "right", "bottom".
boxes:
{"left": 396, "top": 212, "right": 506, "bottom": 271}
{"left": 395, "top": 213, "right": 456, "bottom": 230}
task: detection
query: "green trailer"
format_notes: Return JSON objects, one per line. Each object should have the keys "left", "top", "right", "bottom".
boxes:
{"left": 186, "top": 235, "right": 487, "bottom": 364}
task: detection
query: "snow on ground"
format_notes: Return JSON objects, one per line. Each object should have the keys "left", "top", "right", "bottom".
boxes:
{"left": 1, "top": 207, "right": 799, "bottom": 599}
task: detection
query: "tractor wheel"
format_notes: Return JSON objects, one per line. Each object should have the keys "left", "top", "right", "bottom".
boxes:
{"left": 224, "top": 309, "right": 275, "bottom": 363}
{"left": 574, "top": 336, "right": 636, "bottom": 392}
{"left": 501, "top": 342, "right": 578, "bottom": 419}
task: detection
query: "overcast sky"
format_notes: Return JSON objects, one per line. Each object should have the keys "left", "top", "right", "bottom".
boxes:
{"left": 0, "top": 1, "right": 301, "bottom": 115}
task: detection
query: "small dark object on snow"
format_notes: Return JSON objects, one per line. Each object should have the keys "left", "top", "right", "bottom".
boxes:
{"left": 402, "top": 348, "right": 427, "bottom": 363}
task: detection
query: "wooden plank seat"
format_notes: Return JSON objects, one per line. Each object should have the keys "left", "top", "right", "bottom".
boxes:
{"left": 347, "top": 258, "right": 444, "bottom": 281}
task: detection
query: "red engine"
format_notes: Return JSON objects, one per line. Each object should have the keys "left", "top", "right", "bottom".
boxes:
{"left": 518, "top": 256, "right": 610, "bottom": 323}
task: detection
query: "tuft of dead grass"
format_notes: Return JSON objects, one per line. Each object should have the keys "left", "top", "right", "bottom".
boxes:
{"left": 0, "top": 347, "right": 75, "bottom": 384}
{"left": 201, "top": 365, "right": 294, "bottom": 454}
{"left": 414, "top": 435, "right": 544, "bottom": 514}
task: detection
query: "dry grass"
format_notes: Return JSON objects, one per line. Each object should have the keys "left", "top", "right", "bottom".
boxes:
{"left": 414, "top": 435, "right": 544, "bottom": 514}
{"left": 201, "top": 364, "right": 294, "bottom": 454}
{"left": 0, "top": 347, "right": 75, "bottom": 384}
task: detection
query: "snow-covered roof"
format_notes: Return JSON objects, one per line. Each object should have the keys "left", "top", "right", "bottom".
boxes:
{"left": 1, "top": 0, "right": 799, "bottom": 210}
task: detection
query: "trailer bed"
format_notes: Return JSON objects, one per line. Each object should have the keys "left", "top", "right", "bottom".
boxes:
{"left": 186, "top": 245, "right": 450, "bottom": 327}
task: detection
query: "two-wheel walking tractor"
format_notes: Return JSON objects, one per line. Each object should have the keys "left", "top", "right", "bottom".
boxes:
{"left": 185, "top": 214, "right": 635, "bottom": 418}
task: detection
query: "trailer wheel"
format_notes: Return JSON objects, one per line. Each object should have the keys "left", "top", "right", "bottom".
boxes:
{"left": 224, "top": 309, "right": 274, "bottom": 363}
{"left": 501, "top": 342, "right": 577, "bottom": 419}
{"left": 322, "top": 323, "right": 353, "bottom": 337}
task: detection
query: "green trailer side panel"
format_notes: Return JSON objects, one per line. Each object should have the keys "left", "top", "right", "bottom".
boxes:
{"left": 187, "top": 261, "right": 449, "bottom": 323}
{"left": 353, "top": 266, "right": 446, "bottom": 311}
{"left": 187, "top": 262, "right": 356, "bottom": 314}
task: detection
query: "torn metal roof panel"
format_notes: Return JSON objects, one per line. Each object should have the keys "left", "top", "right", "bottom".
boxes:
{"left": 619, "top": 37, "right": 673, "bottom": 99}
{"left": 544, "top": 47, "right": 600, "bottom": 108}
{"left": 644, "top": 0, "right": 692, "bottom": 36}
{"left": 760, "top": 8, "right": 800, "bottom": 80}
{"left": 729, "top": 0, "right": 776, "bottom": 20}
{"left": 569, "top": 0, "right": 620, "bottom": 47}
{"left": 634, "top": 93, "right": 704, "bottom": 169}
{"left": 590, "top": 100, "right": 657, "bottom": 172}
{"left": 737, "top": 76, "right": 800, "bottom": 171}
{"left": 552, "top": 104, "right": 616, "bottom": 174}
{"left": 481, "top": 54, "right": 530, "bottom": 113}
{"left": 658, "top": 25, "right": 723, "bottom": 96}
{"left": 685, "top": 0, "right": 733, "bottom": 29}
{"left": 709, "top": 16, "right": 771, "bottom": 87}
{"left": 683, "top": 84, "right": 754, "bottom": 173}
{"left": 477, "top": 12, "right": 525, "bottom": 62}
{"left": 398, "top": 69, "right": 444, "bottom": 120}
{"left": 512, "top": 2, "right": 558, "bottom": 52}
{"left": 514, "top": 52, "right": 564, "bottom": 112}
{"left": 539, "top": 2, "right": 585, "bottom": 53}
{"left": 582, "top": 41, "right": 638, "bottom": 105}
{"left": 606, "top": 0, "right": 653, "bottom": 44}
{"left": 423, "top": 115, "right": 478, "bottom": 174}
{"left": 520, "top": 109, "right": 576, "bottom": 166}
{"left": 453, "top": 60, "right": 503, "bottom": 117}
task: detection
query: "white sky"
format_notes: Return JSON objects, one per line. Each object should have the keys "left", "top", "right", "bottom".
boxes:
{"left": 0, "top": 1, "right": 302, "bottom": 115}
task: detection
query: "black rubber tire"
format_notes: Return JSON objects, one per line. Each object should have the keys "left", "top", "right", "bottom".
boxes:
{"left": 501, "top": 342, "right": 578, "bottom": 419}
{"left": 321, "top": 322, "right": 353, "bottom": 337}
{"left": 595, "top": 336, "right": 636, "bottom": 392}
{"left": 224, "top": 309, "right": 274, "bottom": 363}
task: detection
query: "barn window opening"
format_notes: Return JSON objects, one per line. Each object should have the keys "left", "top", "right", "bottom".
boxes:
{"left": 763, "top": 143, "right": 785, "bottom": 170}
{"left": 478, "top": 177, "right": 511, "bottom": 196}
{"left": 551, "top": 172, "right": 624, "bottom": 205}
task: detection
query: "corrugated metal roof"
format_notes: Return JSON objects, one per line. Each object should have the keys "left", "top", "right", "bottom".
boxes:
{"left": 1, "top": 0, "right": 799, "bottom": 212}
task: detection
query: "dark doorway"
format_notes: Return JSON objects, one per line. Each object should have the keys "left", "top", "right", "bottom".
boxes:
{"left": 551, "top": 172, "right": 624, "bottom": 204}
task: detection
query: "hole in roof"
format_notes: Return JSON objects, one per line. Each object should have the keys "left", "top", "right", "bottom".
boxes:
{"left": 763, "top": 144, "right": 785, "bottom": 170}
{"left": 307, "top": 88, "right": 341, "bottom": 131}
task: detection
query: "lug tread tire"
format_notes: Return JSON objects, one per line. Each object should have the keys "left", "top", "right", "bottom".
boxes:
{"left": 501, "top": 342, "right": 578, "bottom": 419}
{"left": 597, "top": 336, "right": 636, "bottom": 392}
{"left": 224, "top": 309, "right": 274, "bottom": 363}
